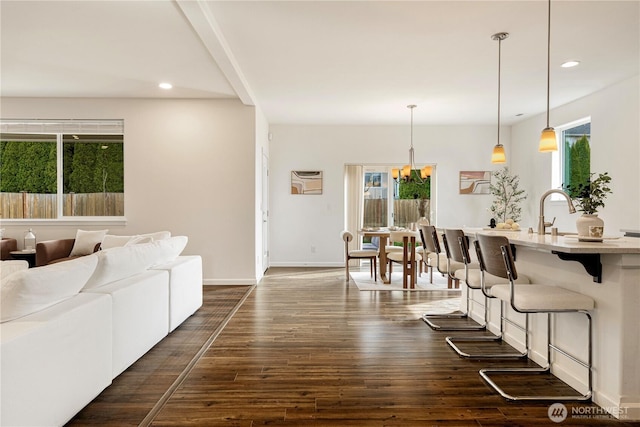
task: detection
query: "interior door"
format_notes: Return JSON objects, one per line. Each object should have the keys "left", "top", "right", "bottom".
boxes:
{"left": 261, "top": 151, "right": 269, "bottom": 272}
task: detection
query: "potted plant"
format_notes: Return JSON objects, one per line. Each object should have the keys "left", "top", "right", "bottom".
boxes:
{"left": 564, "top": 172, "right": 612, "bottom": 236}
{"left": 489, "top": 167, "right": 527, "bottom": 229}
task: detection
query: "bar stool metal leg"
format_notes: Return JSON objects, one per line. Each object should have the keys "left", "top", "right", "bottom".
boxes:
{"left": 479, "top": 311, "right": 592, "bottom": 401}
{"left": 423, "top": 230, "right": 485, "bottom": 331}
{"left": 445, "top": 238, "right": 530, "bottom": 359}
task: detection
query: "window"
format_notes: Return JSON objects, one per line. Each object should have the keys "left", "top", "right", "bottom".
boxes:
{"left": 551, "top": 118, "right": 591, "bottom": 198}
{"left": 362, "top": 166, "right": 431, "bottom": 229}
{"left": 363, "top": 170, "right": 389, "bottom": 227}
{"left": 0, "top": 120, "right": 124, "bottom": 219}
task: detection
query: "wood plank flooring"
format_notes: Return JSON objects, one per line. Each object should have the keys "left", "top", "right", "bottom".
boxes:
{"left": 69, "top": 267, "right": 635, "bottom": 426}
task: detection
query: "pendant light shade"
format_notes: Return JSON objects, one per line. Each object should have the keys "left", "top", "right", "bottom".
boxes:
{"left": 491, "top": 144, "right": 506, "bottom": 163}
{"left": 491, "top": 32, "right": 508, "bottom": 164}
{"left": 420, "top": 165, "right": 432, "bottom": 178}
{"left": 539, "top": 0, "right": 558, "bottom": 152}
{"left": 401, "top": 164, "right": 412, "bottom": 179}
{"left": 539, "top": 127, "right": 557, "bottom": 152}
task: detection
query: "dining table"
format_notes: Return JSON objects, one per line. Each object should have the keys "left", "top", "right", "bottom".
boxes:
{"left": 359, "top": 227, "right": 422, "bottom": 284}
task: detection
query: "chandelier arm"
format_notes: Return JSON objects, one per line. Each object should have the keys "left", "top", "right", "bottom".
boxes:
{"left": 404, "top": 104, "right": 424, "bottom": 183}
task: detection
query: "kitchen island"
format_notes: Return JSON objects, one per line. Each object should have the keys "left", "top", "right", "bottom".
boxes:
{"left": 461, "top": 228, "right": 640, "bottom": 420}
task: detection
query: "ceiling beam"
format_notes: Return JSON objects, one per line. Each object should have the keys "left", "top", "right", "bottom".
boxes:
{"left": 176, "top": 0, "right": 256, "bottom": 106}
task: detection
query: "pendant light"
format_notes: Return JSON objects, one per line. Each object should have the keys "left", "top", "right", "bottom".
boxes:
{"left": 401, "top": 105, "right": 418, "bottom": 180}
{"left": 394, "top": 105, "right": 432, "bottom": 183}
{"left": 491, "top": 32, "right": 508, "bottom": 164}
{"left": 539, "top": 0, "right": 558, "bottom": 152}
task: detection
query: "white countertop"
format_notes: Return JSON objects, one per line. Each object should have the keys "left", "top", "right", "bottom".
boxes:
{"left": 463, "top": 228, "right": 640, "bottom": 254}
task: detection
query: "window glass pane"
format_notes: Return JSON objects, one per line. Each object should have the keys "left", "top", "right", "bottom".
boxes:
{"left": 0, "top": 133, "right": 57, "bottom": 219}
{"left": 562, "top": 122, "right": 591, "bottom": 193}
{"left": 363, "top": 171, "right": 388, "bottom": 227}
{"left": 62, "top": 134, "right": 124, "bottom": 216}
{"left": 395, "top": 171, "right": 430, "bottom": 228}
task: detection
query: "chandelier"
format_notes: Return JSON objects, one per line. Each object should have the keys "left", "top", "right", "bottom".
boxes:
{"left": 392, "top": 105, "right": 432, "bottom": 182}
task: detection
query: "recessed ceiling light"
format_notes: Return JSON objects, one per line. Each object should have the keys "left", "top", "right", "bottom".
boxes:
{"left": 561, "top": 60, "right": 580, "bottom": 68}
{"left": 159, "top": 82, "right": 173, "bottom": 89}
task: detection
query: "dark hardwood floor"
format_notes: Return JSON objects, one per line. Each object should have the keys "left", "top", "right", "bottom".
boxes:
{"left": 69, "top": 267, "right": 635, "bottom": 426}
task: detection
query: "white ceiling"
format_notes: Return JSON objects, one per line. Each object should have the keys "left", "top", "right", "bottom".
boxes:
{"left": 1, "top": 1, "right": 638, "bottom": 125}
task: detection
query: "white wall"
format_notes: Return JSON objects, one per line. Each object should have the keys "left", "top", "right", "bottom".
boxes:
{"left": 511, "top": 75, "right": 640, "bottom": 235}
{"left": 1, "top": 97, "right": 259, "bottom": 284}
{"left": 269, "top": 124, "right": 510, "bottom": 266}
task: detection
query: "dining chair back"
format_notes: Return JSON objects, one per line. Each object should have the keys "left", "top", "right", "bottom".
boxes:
{"left": 386, "top": 230, "right": 422, "bottom": 289}
{"left": 340, "top": 230, "right": 378, "bottom": 281}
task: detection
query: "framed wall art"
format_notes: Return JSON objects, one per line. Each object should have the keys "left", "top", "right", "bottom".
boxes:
{"left": 459, "top": 171, "right": 491, "bottom": 195}
{"left": 291, "top": 170, "right": 323, "bottom": 195}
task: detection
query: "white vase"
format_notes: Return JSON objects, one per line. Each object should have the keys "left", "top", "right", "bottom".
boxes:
{"left": 576, "top": 214, "right": 604, "bottom": 237}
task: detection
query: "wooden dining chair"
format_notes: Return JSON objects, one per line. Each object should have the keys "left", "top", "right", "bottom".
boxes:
{"left": 340, "top": 230, "right": 378, "bottom": 281}
{"left": 386, "top": 230, "right": 422, "bottom": 289}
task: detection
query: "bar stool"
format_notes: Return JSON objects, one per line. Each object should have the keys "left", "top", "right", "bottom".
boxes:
{"left": 476, "top": 234, "right": 594, "bottom": 401}
{"left": 387, "top": 230, "right": 421, "bottom": 289}
{"left": 418, "top": 225, "right": 461, "bottom": 288}
{"left": 441, "top": 230, "right": 532, "bottom": 350}
{"left": 340, "top": 230, "right": 378, "bottom": 281}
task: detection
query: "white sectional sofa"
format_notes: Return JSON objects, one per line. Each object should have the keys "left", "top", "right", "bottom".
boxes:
{"left": 0, "top": 236, "right": 203, "bottom": 427}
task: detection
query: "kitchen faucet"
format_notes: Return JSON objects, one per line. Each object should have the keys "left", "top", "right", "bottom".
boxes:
{"left": 538, "top": 189, "right": 577, "bottom": 235}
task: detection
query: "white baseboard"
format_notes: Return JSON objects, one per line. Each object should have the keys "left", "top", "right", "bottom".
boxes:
{"left": 204, "top": 278, "right": 257, "bottom": 285}
{"left": 268, "top": 262, "right": 344, "bottom": 268}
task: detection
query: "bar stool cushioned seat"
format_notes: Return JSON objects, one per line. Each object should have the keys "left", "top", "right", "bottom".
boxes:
{"left": 491, "top": 284, "right": 594, "bottom": 311}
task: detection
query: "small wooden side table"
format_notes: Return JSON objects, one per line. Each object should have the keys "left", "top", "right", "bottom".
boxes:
{"left": 10, "top": 249, "right": 36, "bottom": 268}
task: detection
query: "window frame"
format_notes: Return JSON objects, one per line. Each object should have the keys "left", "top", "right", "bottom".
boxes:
{"left": 0, "top": 119, "right": 126, "bottom": 225}
{"left": 550, "top": 117, "right": 591, "bottom": 201}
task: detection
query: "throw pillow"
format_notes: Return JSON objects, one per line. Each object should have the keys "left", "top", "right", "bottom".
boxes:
{"left": 0, "top": 260, "right": 29, "bottom": 280}
{"left": 125, "top": 235, "right": 153, "bottom": 246}
{"left": 140, "top": 231, "right": 171, "bottom": 241}
{"left": 70, "top": 229, "right": 108, "bottom": 257}
{"left": 100, "top": 234, "right": 134, "bottom": 250}
{"left": 1, "top": 254, "right": 99, "bottom": 322}
{"left": 82, "top": 236, "right": 188, "bottom": 290}
{"left": 99, "top": 231, "right": 171, "bottom": 250}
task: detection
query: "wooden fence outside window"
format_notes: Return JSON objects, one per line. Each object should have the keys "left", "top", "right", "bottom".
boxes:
{"left": 0, "top": 192, "right": 124, "bottom": 218}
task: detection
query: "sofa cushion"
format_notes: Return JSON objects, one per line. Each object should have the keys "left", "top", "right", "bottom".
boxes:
{"left": 83, "top": 236, "right": 188, "bottom": 290}
{"left": 0, "top": 292, "right": 112, "bottom": 427}
{"left": 152, "top": 256, "right": 203, "bottom": 332}
{"left": 100, "top": 231, "right": 171, "bottom": 250}
{"left": 70, "top": 229, "right": 108, "bottom": 257}
{"left": 1, "top": 253, "right": 99, "bottom": 322}
{"left": 0, "top": 260, "right": 29, "bottom": 280}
